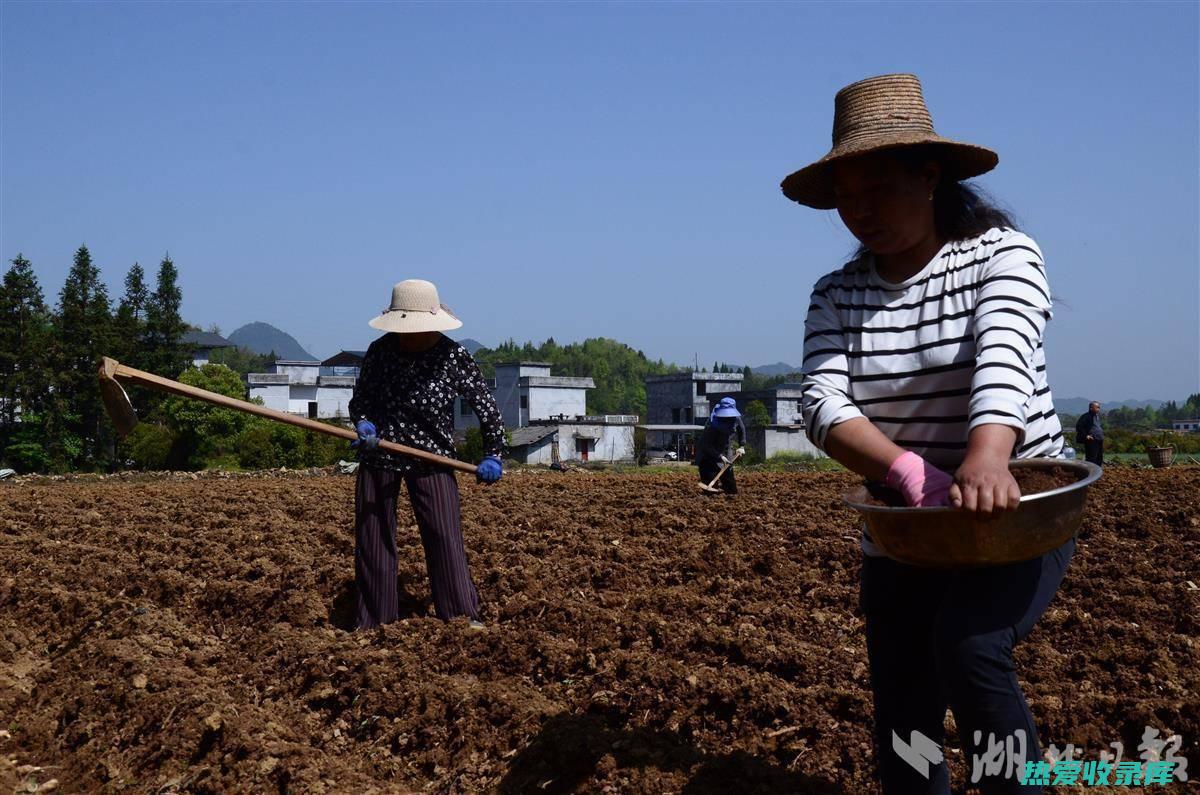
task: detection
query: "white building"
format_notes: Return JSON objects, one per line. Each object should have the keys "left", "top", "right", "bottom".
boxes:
{"left": 707, "top": 384, "right": 826, "bottom": 459}
{"left": 247, "top": 360, "right": 354, "bottom": 420}
{"left": 1171, "top": 419, "right": 1200, "bottom": 432}
{"left": 641, "top": 371, "right": 745, "bottom": 459}
{"left": 455, "top": 362, "right": 594, "bottom": 431}
{"left": 507, "top": 416, "right": 639, "bottom": 465}
{"left": 453, "top": 361, "right": 637, "bottom": 463}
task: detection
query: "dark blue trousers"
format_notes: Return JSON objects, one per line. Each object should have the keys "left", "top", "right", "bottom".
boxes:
{"left": 861, "top": 538, "right": 1075, "bottom": 794}
{"left": 355, "top": 465, "right": 480, "bottom": 629}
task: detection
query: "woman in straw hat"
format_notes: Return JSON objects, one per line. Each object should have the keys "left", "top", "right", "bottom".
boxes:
{"left": 788, "top": 75, "right": 1069, "bottom": 793}
{"left": 348, "top": 279, "right": 505, "bottom": 631}
{"left": 695, "top": 396, "right": 746, "bottom": 495}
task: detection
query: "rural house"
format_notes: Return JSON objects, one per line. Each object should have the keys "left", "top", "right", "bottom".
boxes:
{"left": 247, "top": 360, "right": 354, "bottom": 419}
{"left": 706, "top": 384, "right": 825, "bottom": 459}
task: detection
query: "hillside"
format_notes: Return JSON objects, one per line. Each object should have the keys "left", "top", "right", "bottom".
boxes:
{"left": 228, "top": 322, "right": 316, "bottom": 361}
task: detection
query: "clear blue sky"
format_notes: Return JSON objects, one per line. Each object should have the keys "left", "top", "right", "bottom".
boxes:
{"left": 2, "top": 1, "right": 1197, "bottom": 401}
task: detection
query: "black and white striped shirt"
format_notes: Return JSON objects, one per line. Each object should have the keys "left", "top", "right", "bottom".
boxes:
{"left": 801, "top": 228, "right": 1064, "bottom": 475}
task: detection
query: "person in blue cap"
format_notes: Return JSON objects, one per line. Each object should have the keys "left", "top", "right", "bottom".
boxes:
{"left": 696, "top": 396, "right": 747, "bottom": 495}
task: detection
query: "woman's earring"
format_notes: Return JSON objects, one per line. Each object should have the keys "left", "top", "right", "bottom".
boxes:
{"left": 928, "top": 192, "right": 934, "bottom": 201}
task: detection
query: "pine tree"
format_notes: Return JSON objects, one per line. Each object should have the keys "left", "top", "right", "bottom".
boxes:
{"left": 144, "top": 254, "right": 189, "bottom": 378}
{"left": 0, "top": 255, "right": 54, "bottom": 470}
{"left": 50, "top": 245, "right": 114, "bottom": 470}
{"left": 113, "top": 262, "right": 149, "bottom": 370}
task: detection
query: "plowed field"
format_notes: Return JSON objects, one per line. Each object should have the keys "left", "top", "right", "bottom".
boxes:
{"left": 2, "top": 467, "right": 1197, "bottom": 793}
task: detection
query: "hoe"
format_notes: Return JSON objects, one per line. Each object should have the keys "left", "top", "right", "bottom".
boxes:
{"left": 97, "top": 357, "right": 478, "bottom": 474}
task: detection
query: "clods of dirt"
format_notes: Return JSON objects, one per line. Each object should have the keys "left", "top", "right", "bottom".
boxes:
{"left": 0, "top": 467, "right": 1196, "bottom": 793}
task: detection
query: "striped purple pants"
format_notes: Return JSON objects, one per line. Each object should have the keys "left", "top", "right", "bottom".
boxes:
{"left": 355, "top": 464, "right": 480, "bottom": 629}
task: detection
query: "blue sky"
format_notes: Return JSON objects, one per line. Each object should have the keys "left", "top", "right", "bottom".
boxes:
{"left": 2, "top": 1, "right": 1197, "bottom": 401}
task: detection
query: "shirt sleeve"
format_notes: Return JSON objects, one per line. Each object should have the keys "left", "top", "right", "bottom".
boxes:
{"left": 967, "top": 233, "right": 1053, "bottom": 447}
{"left": 801, "top": 280, "right": 863, "bottom": 450}
{"left": 735, "top": 417, "right": 746, "bottom": 446}
{"left": 455, "top": 347, "right": 505, "bottom": 458}
{"left": 348, "top": 341, "right": 381, "bottom": 425}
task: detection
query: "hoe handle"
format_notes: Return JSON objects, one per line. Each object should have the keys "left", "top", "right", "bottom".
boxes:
{"left": 705, "top": 449, "right": 743, "bottom": 488}
{"left": 100, "top": 357, "right": 479, "bottom": 475}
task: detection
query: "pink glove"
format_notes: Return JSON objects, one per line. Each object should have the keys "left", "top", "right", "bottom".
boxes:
{"left": 885, "top": 451, "right": 954, "bottom": 507}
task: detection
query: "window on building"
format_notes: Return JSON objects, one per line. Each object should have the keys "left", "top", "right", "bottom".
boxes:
{"left": 520, "top": 395, "right": 528, "bottom": 409}
{"left": 460, "top": 401, "right": 473, "bottom": 416}
{"left": 683, "top": 408, "right": 692, "bottom": 423}
{"left": 672, "top": 408, "right": 681, "bottom": 423}
{"left": 696, "top": 382, "right": 707, "bottom": 396}
{"left": 307, "top": 402, "right": 318, "bottom": 419}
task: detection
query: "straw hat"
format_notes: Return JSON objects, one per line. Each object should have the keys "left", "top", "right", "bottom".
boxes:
{"left": 368, "top": 279, "right": 463, "bottom": 334}
{"left": 780, "top": 73, "right": 998, "bottom": 210}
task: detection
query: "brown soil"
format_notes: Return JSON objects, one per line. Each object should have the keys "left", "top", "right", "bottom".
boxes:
{"left": 1, "top": 467, "right": 1196, "bottom": 793}
{"left": 863, "top": 464, "right": 1083, "bottom": 507}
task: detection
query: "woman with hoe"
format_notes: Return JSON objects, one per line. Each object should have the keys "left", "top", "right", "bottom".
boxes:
{"left": 787, "top": 74, "right": 1069, "bottom": 794}
{"left": 695, "top": 396, "right": 747, "bottom": 495}
{"left": 349, "top": 279, "right": 505, "bottom": 631}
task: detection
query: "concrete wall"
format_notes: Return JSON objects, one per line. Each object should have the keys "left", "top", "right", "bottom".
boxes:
{"left": 646, "top": 374, "right": 744, "bottom": 425}
{"left": 492, "top": 366, "right": 525, "bottom": 428}
{"left": 287, "top": 384, "right": 319, "bottom": 415}
{"left": 645, "top": 379, "right": 695, "bottom": 424}
{"left": 316, "top": 378, "right": 354, "bottom": 420}
{"left": 748, "top": 425, "right": 825, "bottom": 459}
{"left": 555, "top": 423, "right": 635, "bottom": 463}
{"left": 249, "top": 383, "right": 290, "bottom": 413}
{"left": 519, "top": 435, "right": 558, "bottom": 465}
{"left": 267, "top": 362, "right": 320, "bottom": 385}
{"left": 529, "top": 387, "right": 587, "bottom": 420}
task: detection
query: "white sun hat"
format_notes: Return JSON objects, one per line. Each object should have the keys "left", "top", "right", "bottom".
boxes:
{"left": 368, "top": 279, "right": 463, "bottom": 333}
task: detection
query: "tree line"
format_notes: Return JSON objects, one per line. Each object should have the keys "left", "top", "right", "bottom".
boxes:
{"left": 0, "top": 247, "right": 190, "bottom": 472}
{"left": 472, "top": 337, "right": 681, "bottom": 417}
{"left": 0, "top": 249, "right": 344, "bottom": 473}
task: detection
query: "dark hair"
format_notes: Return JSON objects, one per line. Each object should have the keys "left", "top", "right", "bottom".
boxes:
{"left": 898, "top": 144, "right": 1020, "bottom": 241}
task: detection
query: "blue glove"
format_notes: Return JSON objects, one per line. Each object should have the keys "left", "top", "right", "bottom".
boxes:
{"left": 351, "top": 419, "right": 379, "bottom": 452}
{"left": 476, "top": 456, "right": 502, "bottom": 484}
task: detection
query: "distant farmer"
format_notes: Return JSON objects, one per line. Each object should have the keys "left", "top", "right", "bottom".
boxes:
{"left": 1074, "top": 401, "right": 1103, "bottom": 466}
{"left": 788, "top": 74, "right": 1071, "bottom": 793}
{"left": 348, "top": 279, "right": 505, "bottom": 631}
{"left": 695, "top": 396, "right": 746, "bottom": 495}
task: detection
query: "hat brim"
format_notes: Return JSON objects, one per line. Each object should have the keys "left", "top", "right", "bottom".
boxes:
{"left": 369, "top": 309, "right": 463, "bottom": 334}
{"left": 781, "top": 136, "right": 999, "bottom": 210}
{"left": 713, "top": 408, "right": 741, "bottom": 419}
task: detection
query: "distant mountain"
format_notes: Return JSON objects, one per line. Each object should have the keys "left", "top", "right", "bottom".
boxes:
{"left": 228, "top": 322, "right": 316, "bottom": 361}
{"left": 752, "top": 362, "right": 801, "bottom": 377}
{"left": 456, "top": 337, "right": 484, "bottom": 355}
{"left": 1055, "top": 397, "right": 1166, "bottom": 416}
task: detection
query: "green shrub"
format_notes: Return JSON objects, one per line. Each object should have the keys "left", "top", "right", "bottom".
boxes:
{"left": 236, "top": 423, "right": 276, "bottom": 470}
{"left": 124, "top": 423, "right": 175, "bottom": 470}
{"left": 457, "top": 426, "right": 485, "bottom": 464}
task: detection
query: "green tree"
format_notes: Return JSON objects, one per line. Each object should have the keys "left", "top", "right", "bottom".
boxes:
{"left": 113, "top": 263, "right": 149, "bottom": 371}
{"left": 0, "top": 255, "right": 52, "bottom": 435}
{"left": 162, "top": 364, "right": 251, "bottom": 469}
{"left": 208, "top": 345, "right": 273, "bottom": 376}
{"left": 144, "top": 254, "right": 189, "bottom": 379}
{"left": 49, "top": 245, "right": 114, "bottom": 471}
{"left": 744, "top": 399, "right": 772, "bottom": 428}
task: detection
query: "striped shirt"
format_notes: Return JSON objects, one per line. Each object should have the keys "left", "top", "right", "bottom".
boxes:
{"left": 801, "top": 227, "right": 1064, "bottom": 479}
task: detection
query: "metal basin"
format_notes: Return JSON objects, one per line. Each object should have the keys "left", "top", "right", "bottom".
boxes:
{"left": 843, "top": 458, "right": 1102, "bottom": 568}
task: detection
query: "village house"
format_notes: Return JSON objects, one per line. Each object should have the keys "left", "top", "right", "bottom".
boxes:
{"left": 246, "top": 359, "right": 354, "bottom": 420}
{"left": 641, "top": 371, "right": 744, "bottom": 459}
{"left": 1171, "top": 419, "right": 1200, "bottom": 432}
{"left": 706, "top": 383, "right": 825, "bottom": 459}
{"left": 184, "top": 330, "right": 233, "bottom": 368}
{"left": 456, "top": 362, "right": 637, "bottom": 463}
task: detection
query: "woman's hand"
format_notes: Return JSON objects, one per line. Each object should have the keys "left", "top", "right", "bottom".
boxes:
{"left": 950, "top": 425, "right": 1021, "bottom": 517}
